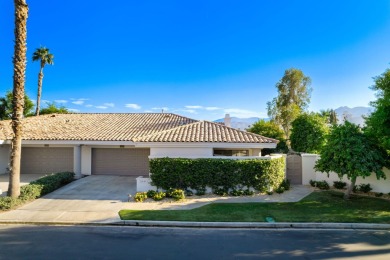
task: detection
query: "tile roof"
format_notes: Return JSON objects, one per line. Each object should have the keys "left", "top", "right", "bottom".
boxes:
{"left": 134, "top": 120, "right": 278, "bottom": 143}
{"left": 0, "top": 113, "right": 196, "bottom": 141}
{"left": 0, "top": 113, "right": 277, "bottom": 144}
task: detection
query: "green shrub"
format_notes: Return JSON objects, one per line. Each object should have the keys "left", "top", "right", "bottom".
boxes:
{"left": 146, "top": 190, "right": 157, "bottom": 198}
{"left": 185, "top": 190, "right": 194, "bottom": 196}
{"left": 280, "top": 179, "right": 290, "bottom": 191}
{"left": 275, "top": 186, "right": 285, "bottom": 194}
{"left": 195, "top": 187, "right": 206, "bottom": 196}
{"left": 213, "top": 187, "right": 228, "bottom": 196}
{"left": 134, "top": 192, "right": 148, "bottom": 202}
{"left": 165, "top": 188, "right": 175, "bottom": 198}
{"left": 309, "top": 180, "right": 316, "bottom": 187}
{"left": 152, "top": 192, "right": 166, "bottom": 201}
{"left": 0, "top": 172, "right": 75, "bottom": 211}
{"left": 375, "top": 192, "right": 383, "bottom": 197}
{"left": 333, "top": 181, "right": 347, "bottom": 189}
{"left": 266, "top": 191, "right": 273, "bottom": 195}
{"left": 243, "top": 189, "right": 255, "bottom": 196}
{"left": 229, "top": 189, "right": 244, "bottom": 196}
{"left": 170, "top": 189, "right": 185, "bottom": 201}
{"left": 150, "top": 157, "right": 285, "bottom": 192}
{"left": 317, "top": 181, "right": 330, "bottom": 190}
{"left": 358, "top": 183, "right": 372, "bottom": 193}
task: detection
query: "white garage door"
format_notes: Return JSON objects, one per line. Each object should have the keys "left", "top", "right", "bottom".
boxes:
{"left": 91, "top": 148, "right": 150, "bottom": 176}
{"left": 21, "top": 147, "right": 74, "bottom": 174}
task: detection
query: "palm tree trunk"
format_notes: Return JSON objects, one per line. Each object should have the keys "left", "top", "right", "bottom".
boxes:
{"left": 8, "top": 0, "right": 28, "bottom": 198}
{"left": 344, "top": 176, "right": 356, "bottom": 200}
{"left": 35, "top": 67, "right": 43, "bottom": 116}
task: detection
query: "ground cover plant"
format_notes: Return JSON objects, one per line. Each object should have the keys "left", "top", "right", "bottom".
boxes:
{"left": 0, "top": 172, "right": 74, "bottom": 211}
{"left": 120, "top": 190, "right": 390, "bottom": 223}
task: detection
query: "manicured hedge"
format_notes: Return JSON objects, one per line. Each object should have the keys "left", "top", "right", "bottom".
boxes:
{"left": 0, "top": 172, "right": 75, "bottom": 211}
{"left": 150, "top": 157, "right": 285, "bottom": 193}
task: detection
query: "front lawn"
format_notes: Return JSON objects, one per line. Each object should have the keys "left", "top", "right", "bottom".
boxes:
{"left": 119, "top": 190, "right": 390, "bottom": 223}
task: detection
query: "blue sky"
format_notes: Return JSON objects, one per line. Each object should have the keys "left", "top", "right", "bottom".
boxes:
{"left": 1, "top": 1, "right": 390, "bottom": 120}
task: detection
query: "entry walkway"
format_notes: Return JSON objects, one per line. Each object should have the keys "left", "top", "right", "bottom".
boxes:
{"left": 0, "top": 175, "right": 314, "bottom": 224}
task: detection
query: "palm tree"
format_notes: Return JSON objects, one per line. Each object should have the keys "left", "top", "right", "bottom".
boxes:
{"left": 8, "top": 0, "right": 28, "bottom": 198}
{"left": 32, "top": 47, "right": 53, "bottom": 116}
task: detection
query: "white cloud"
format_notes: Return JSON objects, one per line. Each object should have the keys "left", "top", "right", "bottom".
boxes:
{"left": 85, "top": 104, "right": 93, "bottom": 108}
{"left": 103, "top": 102, "right": 115, "bottom": 107}
{"left": 205, "top": 106, "right": 221, "bottom": 111}
{"left": 185, "top": 105, "right": 203, "bottom": 109}
{"left": 181, "top": 109, "right": 197, "bottom": 114}
{"left": 70, "top": 98, "right": 89, "bottom": 101}
{"left": 144, "top": 110, "right": 153, "bottom": 113}
{"left": 68, "top": 108, "right": 80, "bottom": 113}
{"left": 55, "top": 100, "right": 68, "bottom": 104}
{"left": 95, "top": 106, "right": 108, "bottom": 109}
{"left": 72, "top": 100, "right": 85, "bottom": 105}
{"left": 224, "top": 108, "right": 260, "bottom": 118}
{"left": 125, "top": 103, "right": 141, "bottom": 110}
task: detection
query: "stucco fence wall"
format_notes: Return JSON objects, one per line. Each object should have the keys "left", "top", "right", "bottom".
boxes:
{"left": 302, "top": 153, "right": 390, "bottom": 193}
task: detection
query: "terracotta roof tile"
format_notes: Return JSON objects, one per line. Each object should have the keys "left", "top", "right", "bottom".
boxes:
{"left": 134, "top": 120, "right": 278, "bottom": 143}
{"left": 0, "top": 114, "right": 277, "bottom": 144}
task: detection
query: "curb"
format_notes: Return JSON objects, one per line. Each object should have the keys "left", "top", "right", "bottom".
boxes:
{"left": 114, "top": 220, "right": 390, "bottom": 230}
{"left": 2, "top": 220, "right": 388, "bottom": 230}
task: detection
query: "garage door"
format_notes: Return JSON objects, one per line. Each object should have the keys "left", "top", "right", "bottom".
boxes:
{"left": 92, "top": 148, "right": 150, "bottom": 176}
{"left": 21, "top": 147, "right": 74, "bottom": 174}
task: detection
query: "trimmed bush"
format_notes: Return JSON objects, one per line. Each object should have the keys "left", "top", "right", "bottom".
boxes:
{"left": 0, "top": 172, "right": 75, "bottom": 211}
{"left": 309, "top": 180, "right": 330, "bottom": 190}
{"left": 146, "top": 190, "right": 157, "bottom": 198}
{"left": 333, "top": 181, "right": 347, "bottom": 190}
{"left": 280, "top": 179, "right": 290, "bottom": 191}
{"left": 134, "top": 192, "right": 148, "bottom": 202}
{"left": 170, "top": 189, "right": 185, "bottom": 201}
{"left": 152, "top": 192, "right": 166, "bottom": 201}
{"left": 150, "top": 157, "right": 285, "bottom": 193}
{"left": 357, "top": 183, "right": 372, "bottom": 193}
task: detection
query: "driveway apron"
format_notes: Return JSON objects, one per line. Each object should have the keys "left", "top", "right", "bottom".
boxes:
{"left": 0, "top": 175, "right": 136, "bottom": 223}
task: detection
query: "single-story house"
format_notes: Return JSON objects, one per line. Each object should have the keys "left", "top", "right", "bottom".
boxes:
{"left": 0, "top": 113, "right": 278, "bottom": 177}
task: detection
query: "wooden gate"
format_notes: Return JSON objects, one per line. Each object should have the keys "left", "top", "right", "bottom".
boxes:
{"left": 286, "top": 154, "right": 302, "bottom": 184}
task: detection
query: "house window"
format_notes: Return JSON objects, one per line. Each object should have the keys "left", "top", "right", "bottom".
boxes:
{"left": 213, "top": 149, "right": 249, "bottom": 157}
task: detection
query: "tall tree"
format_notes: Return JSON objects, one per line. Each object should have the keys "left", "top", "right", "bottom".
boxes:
{"left": 290, "top": 113, "right": 328, "bottom": 153}
{"left": 32, "top": 47, "right": 54, "bottom": 116}
{"left": 318, "top": 109, "right": 338, "bottom": 125}
{"left": 39, "top": 102, "right": 69, "bottom": 115}
{"left": 8, "top": 0, "right": 28, "bottom": 198}
{"left": 0, "top": 91, "right": 34, "bottom": 120}
{"left": 247, "top": 119, "right": 288, "bottom": 154}
{"left": 267, "top": 68, "right": 312, "bottom": 141}
{"left": 365, "top": 68, "right": 390, "bottom": 154}
{"left": 315, "top": 122, "right": 387, "bottom": 200}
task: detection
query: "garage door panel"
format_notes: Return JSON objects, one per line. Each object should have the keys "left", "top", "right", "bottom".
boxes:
{"left": 92, "top": 148, "right": 150, "bottom": 176}
{"left": 21, "top": 147, "right": 74, "bottom": 174}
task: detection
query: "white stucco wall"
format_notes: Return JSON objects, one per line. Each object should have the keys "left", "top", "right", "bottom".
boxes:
{"left": 150, "top": 147, "right": 213, "bottom": 158}
{"left": 81, "top": 146, "right": 92, "bottom": 175}
{"left": 0, "top": 145, "right": 10, "bottom": 174}
{"left": 302, "top": 153, "right": 390, "bottom": 193}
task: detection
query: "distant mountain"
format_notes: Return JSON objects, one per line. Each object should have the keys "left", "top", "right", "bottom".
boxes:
{"left": 334, "top": 106, "right": 373, "bottom": 126}
{"left": 214, "top": 117, "right": 268, "bottom": 130}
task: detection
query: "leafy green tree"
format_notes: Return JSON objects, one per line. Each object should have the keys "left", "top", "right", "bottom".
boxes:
{"left": 40, "top": 102, "right": 69, "bottom": 115}
{"left": 315, "top": 122, "right": 387, "bottom": 199}
{"left": 318, "top": 109, "right": 338, "bottom": 125}
{"left": 247, "top": 119, "right": 288, "bottom": 154}
{"left": 365, "top": 68, "right": 390, "bottom": 154}
{"left": 0, "top": 91, "right": 34, "bottom": 120}
{"left": 290, "top": 113, "right": 328, "bottom": 153}
{"left": 267, "top": 68, "right": 312, "bottom": 141}
{"left": 32, "top": 46, "right": 54, "bottom": 116}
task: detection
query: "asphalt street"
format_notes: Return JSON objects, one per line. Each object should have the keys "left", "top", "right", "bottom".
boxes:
{"left": 0, "top": 225, "right": 389, "bottom": 259}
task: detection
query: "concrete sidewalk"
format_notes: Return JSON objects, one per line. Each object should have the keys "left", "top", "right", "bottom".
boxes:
{"left": 0, "top": 175, "right": 314, "bottom": 224}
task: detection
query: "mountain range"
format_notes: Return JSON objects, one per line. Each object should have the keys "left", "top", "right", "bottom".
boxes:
{"left": 214, "top": 106, "right": 373, "bottom": 129}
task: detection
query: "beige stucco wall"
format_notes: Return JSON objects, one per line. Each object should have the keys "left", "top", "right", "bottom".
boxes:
{"left": 0, "top": 145, "right": 10, "bottom": 174}
{"left": 150, "top": 147, "right": 213, "bottom": 158}
{"left": 302, "top": 153, "right": 390, "bottom": 193}
{"left": 81, "top": 146, "right": 92, "bottom": 175}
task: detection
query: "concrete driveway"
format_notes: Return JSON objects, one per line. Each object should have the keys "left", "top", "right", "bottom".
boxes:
{"left": 0, "top": 175, "right": 137, "bottom": 224}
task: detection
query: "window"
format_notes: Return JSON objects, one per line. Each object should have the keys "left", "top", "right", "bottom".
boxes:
{"left": 213, "top": 149, "right": 249, "bottom": 157}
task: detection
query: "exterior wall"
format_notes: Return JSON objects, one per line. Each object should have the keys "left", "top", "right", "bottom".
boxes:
{"left": 150, "top": 147, "right": 213, "bottom": 158}
{"left": 302, "top": 153, "right": 390, "bottom": 193}
{"left": 0, "top": 145, "right": 10, "bottom": 174}
{"left": 250, "top": 148, "right": 262, "bottom": 156}
{"left": 81, "top": 146, "right": 92, "bottom": 175}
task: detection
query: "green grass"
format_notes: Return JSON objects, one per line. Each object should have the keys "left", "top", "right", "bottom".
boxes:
{"left": 119, "top": 191, "right": 390, "bottom": 223}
